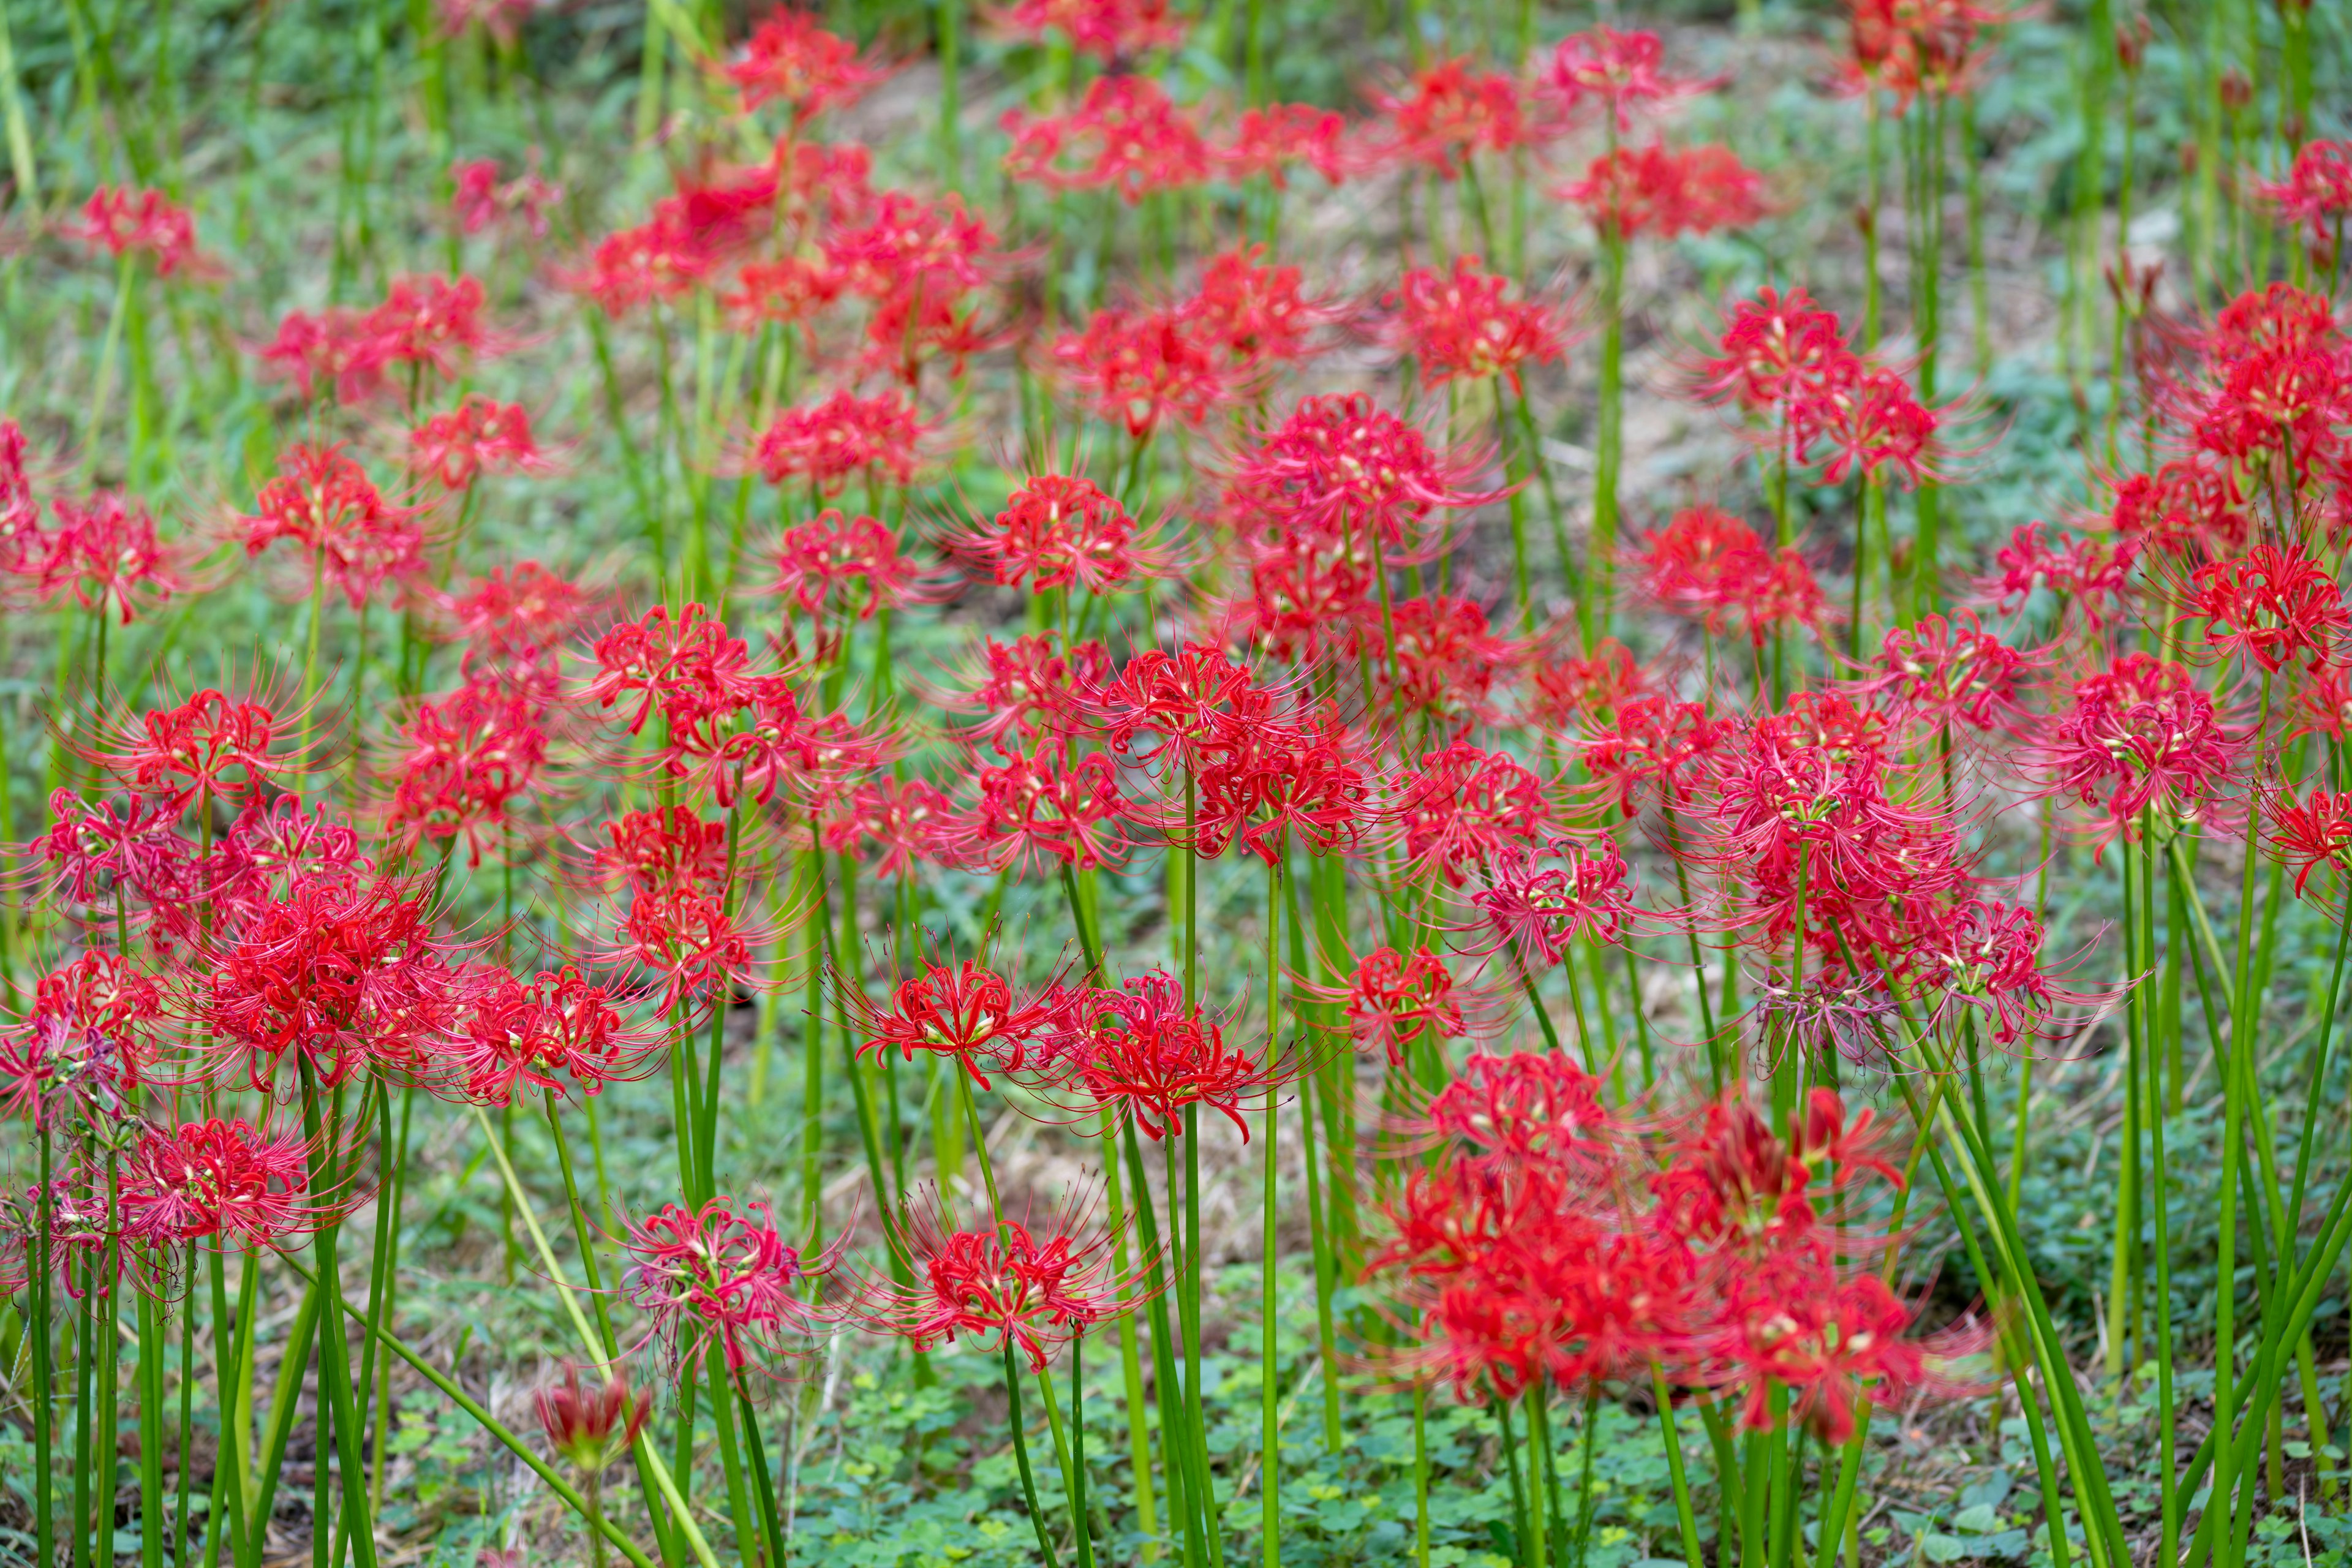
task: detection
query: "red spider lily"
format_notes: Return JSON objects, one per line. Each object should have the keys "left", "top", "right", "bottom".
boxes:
{"left": 823, "top": 191, "right": 998, "bottom": 300}
{"left": 1237, "top": 531, "right": 1373, "bottom": 662}
{"left": 2111, "top": 456, "right": 2251, "bottom": 561}
{"left": 1235, "top": 392, "right": 1510, "bottom": 555}
{"left": 1635, "top": 505, "right": 1770, "bottom": 636}
{"left": 1980, "top": 521, "right": 2138, "bottom": 628}
{"left": 535, "top": 1366, "right": 653, "bottom": 1477}
{"left": 1191, "top": 704, "right": 1370, "bottom": 862}
{"left": 2193, "top": 339, "right": 2348, "bottom": 469}
{"left": 2199, "top": 281, "right": 2337, "bottom": 364}
{"left": 1404, "top": 1051, "right": 1621, "bottom": 1175}
{"left": 119, "top": 1118, "right": 312, "bottom": 1249}
{"left": 1385, "top": 254, "right": 1571, "bottom": 391}
{"left": 1564, "top": 142, "right": 1765, "bottom": 241}
{"left": 1188, "top": 244, "right": 1331, "bottom": 369}
{"left": 2294, "top": 660, "right": 2352, "bottom": 744}
{"left": 1852, "top": 609, "right": 2040, "bottom": 733}
{"left": 1804, "top": 367, "right": 1942, "bottom": 488}
{"left": 369, "top": 273, "right": 499, "bottom": 381}
{"left": 2187, "top": 543, "right": 2346, "bottom": 672}
{"left": 1218, "top": 104, "right": 1348, "bottom": 188}
{"left": 856, "top": 1183, "right": 1154, "bottom": 1371}
{"left": 565, "top": 211, "right": 718, "bottom": 317}
{"left": 205, "top": 875, "right": 457, "bottom": 1093}
{"left": 1521, "top": 637, "right": 1647, "bottom": 728}
{"left": 447, "top": 561, "right": 593, "bottom": 663}
{"left": 983, "top": 0, "right": 1186, "bottom": 61}
{"left": 844, "top": 955, "right": 1056, "bottom": 1089}
{"left": 2045, "top": 654, "right": 2234, "bottom": 840}
{"left": 622, "top": 1197, "right": 835, "bottom": 1372}
{"left": 2271, "top": 788, "right": 2352, "bottom": 896}
{"left": 1463, "top": 835, "right": 1637, "bottom": 967}
{"left": 1343, "top": 946, "right": 1467, "bottom": 1066}
{"left": 861, "top": 286, "right": 1011, "bottom": 386}
{"left": 1362, "top": 594, "right": 1522, "bottom": 725}
{"left": 1050, "top": 307, "right": 1231, "bottom": 439}
{"left": 722, "top": 256, "right": 845, "bottom": 337}
{"left": 30, "top": 490, "right": 183, "bottom": 624}
{"left": 91, "top": 685, "right": 294, "bottom": 807}
{"left": 1, "top": 419, "right": 36, "bottom": 548}
{"left": 2252, "top": 140, "right": 2352, "bottom": 244}
{"left": 822, "top": 777, "right": 957, "bottom": 880}
{"left": 757, "top": 510, "right": 929, "bottom": 620}
{"left": 1708, "top": 1256, "right": 1929, "bottom": 1442}
{"left": 63, "top": 186, "right": 202, "bottom": 276}
{"left": 598, "top": 806, "right": 734, "bottom": 900}
{"left": 1693, "top": 286, "right": 1861, "bottom": 419}
{"left": 946, "top": 472, "right": 1158, "bottom": 594}
{"left": 206, "top": 796, "right": 376, "bottom": 919}
{"left": 0, "top": 951, "right": 162, "bottom": 1124}
{"left": 1741, "top": 549, "right": 1829, "bottom": 649}
{"left": 32, "top": 787, "right": 197, "bottom": 908}
{"left": 691, "top": 687, "right": 892, "bottom": 811}
{"left": 1091, "top": 640, "right": 1261, "bottom": 772}
{"left": 754, "top": 388, "right": 926, "bottom": 496}
{"left": 1896, "top": 895, "right": 2116, "bottom": 1045}
{"left": 1653, "top": 1088, "right": 1902, "bottom": 1258}
{"left": 239, "top": 443, "right": 428, "bottom": 609}
{"left": 1061, "top": 970, "right": 1286, "bottom": 1140}
{"left": 1846, "top": 0, "right": 2003, "bottom": 105}
{"left": 0, "top": 1174, "right": 118, "bottom": 1299}
{"left": 255, "top": 305, "right": 396, "bottom": 404}
{"left": 449, "top": 964, "right": 656, "bottom": 1104}
{"left": 605, "top": 888, "right": 756, "bottom": 1013}
{"left": 930, "top": 631, "right": 1113, "bottom": 746}
{"left": 1390, "top": 742, "right": 1553, "bottom": 880}
{"left": 1360, "top": 58, "right": 1529, "bottom": 178}
{"left": 961, "top": 737, "right": 1136, "bottom": 873}
{"left": 584, "top": 603, "right": 763, "bottom": 737}
{"left": 409, "top": 397, "right": 553, "bottom": 490}
{"left": 384, "top": 680, "right": 549, "bottom": 865}
{"left": 1542, "top": 26, "right": 1718, "bottom": 130}
{"left": 450, "top": 156, "right": 559, "bottom": 238}
{"left": 1002, "top": 75, "right": 1213, "bottom": 203}
{"left": 723, "top": 9, "right": 886, "bottom": 121}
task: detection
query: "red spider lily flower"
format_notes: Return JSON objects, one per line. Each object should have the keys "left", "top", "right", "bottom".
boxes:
{"left": 32, "top": 490, "right": 183, "bottom": 624}
{"left": 368, "top": 273, "right": 498, "bottom": 381}
{"left": 722, "top": 256, "right": 845, "bottom": 337}
{"left": 1564, "top": 142, "right": 1765, "bottom": 241}
{"left": 1709, "top": 1257, "right": 1929, "bottom": 1442}
{"left": 757, "top": 510, "right": 928, "bottom": 620}
{"left": 1978, "top": 521, "right": 2138, "bottom": 628}
{"left": 1186, "top": 244, "right": 1331, "bottom": 369}
{"left": 674, "top": 685, "right": 892, "bottom": 811}
{"left": 1002, "top": 75, "right": 1213, "bottom": 203}
{"left": 1191, "top": 704, "right": 1370, "bottom": 862}
{"left": 2294, "top": 660, "right": 2352, "bottom": 744}
{"left": 1051, "top": 307, "right": 1231, "bottom": 440}
{"left": 823, "top": 190, "right": 999, "bottom": 300}
{"left": 0, "top": 951, "right": 163, "bottom": 1122}
{"left": 450, "top": 965, "right": 656, "bottom": 1104}
{"left": 565, "top": 211, "right": 717, "bottom": 317}
{"left": 1542, "top": 26, "right": 1718, "bottom": 130}
{"left": 2193, "top": 337, "right": 2348, "bottom": 468}
{"left": 754, "top": 388, "right": 927, "bottom": 496}
{"left": 1740, "top": 549, "right": 1828, "bottom": 648}
{"left": 119, "top": 1118, "right": 312, "bottom": 1249}
{"left": 597, "top": 806, "right": 735, "bottom": 900}
{"left": 63, "top": 186, "right": 202, "bottom": 276}
{"left": 623, "top": 1197, "right": 836, "bottom": 1373}
{"left": 1463, "top": 836, "right": 1637, "bottom": 967}
{"left": 1218, "top": 104, "right": 1348, "bottom": 188}
{"left": 2274, "top": 788, "right": 2352, "bottom": 897}
{"left": 1804, "top": 367, "right": 1942, "bottom": 488}
{"left": 0, "top": 419, "right": 36, "bottom": 546}
{"left": 856, "top": 1183, "right": 1155, "bottom": 1371}
{"left": 2199, "top": 283, "right": 2338, "bottom": 364}
{"left": 823, "top": 777, "right": 957, "bottom": 880}
{"left": 1236, "top": 531, "right": 1373, "bottom": 662}
{"left": 450, "top": 157, "right": 560, "bottom": 237}
{"left": 1845, "top": 0, "right": 2003, "bottom": 105}
{"left": 1362, "top": 594, "right": 1522, "bottom": 726}
{"left": 206, "top": 795, "right": 376, "bottom": 918}
{"left": 605, "top": 888, "right": 756, "bottom": 1013}
{"left": 535, "top": 1366, "right": 653, "bottom": 1477}
{"left": 843, "top": 956, "right": 1056, "bottom": 1089}
{"left": 384, "top": 680, "right": 549, "bottom": 865}
{"left": 945, "top": 472, "right": 1155, "bottom": 595}
{"left": 1063, "top": 970, "right": 1286, "bottom": 1140}
{"left": 1635, "top": 505, "right": 1770, "bottom": 635}
{"left": 1852, "top": 609, "right": 2040, "bottom": 733}
{"left": 2110, "top": 456, "right": 2251, "bottom": 561}
{"left": 1385, "top": 254, "right": 1571, "bottom": 391}
{"left": 1361, "top": 58, "right": 1529, "bottom": 178}
{"left": 962, "top": 737, "right": 1136, "bottom": 873}
{"left": 1391, "top": 742, "right": 1553, "bottom": 880}
{"left": 32, "top": 787, "right": 196, "bottom": 908}
{"left": 930, "top": 631, "right": 1114, "bottom": 745}
{"left": 2252, "top": 140, "right": 2352, "bottom": 244}
{"left": 1896, "top": 896, "right": 2117, "bottom": 1046}
{"left": 205, "top": 875, "right": 458, "bottom": 1093}
{"left": 447, "top": 561, "right": 593, "bottom": 663}
{"left": 1521, "top": 637, "right": 1647, "bottom": 728}
{"left": 255, "top": 305, "right": 394, "bottom": 404}
{"left": 1235, "top": 392, "right": 1511, "bottom": 556}
{"left": 860, "top": 285, "right": 1011, "bottom": 386}
{"left": 0, "top": 1174, "right": 119, "bottom": 1299}
{"left": 1344, "top": 946, "right": 1467, "bottom": 1066}
{"left": 92, "top": 685, "right": 293, "bottom": 807}
{"left": 1693, "top": 286, "right": 1861, "bottom": 418}
{"left": 2045, "top": 654, "right": 2234, "bottom": 839}
{"left": 239, "top": 443, "right": 428, "bottom": 609}
{"left": 584, "top": 603, "right": 763, "bottom": 737}
{"left": 1653, "top": 1088, "right": 1901, "bottom": 1258}
{"left": 984, "top": 0, "right": 1186, "bottom": 59}
{"left": 1392, "top": 1050, "right": 1619, "bottom": 1176}
{"left": 408, "top": 397, "right": 554, "bottom": 490}
{"left": 2187, "top": 544, "right": 2348, "bottom": 673}
{"left": 1090, "top": 640, "right": 1261, "bottom": 771}
{"left": 723, "top": 8, "right": 887, "bottom": 121}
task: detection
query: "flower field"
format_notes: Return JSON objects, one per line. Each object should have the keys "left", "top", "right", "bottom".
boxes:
{"left": 0, "top": 0, "right": 2348, "bottom": 1566}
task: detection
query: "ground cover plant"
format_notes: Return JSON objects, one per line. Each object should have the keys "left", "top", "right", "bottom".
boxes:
{"left": 0, "top": 0, "right": 2349, "bottom": 1564}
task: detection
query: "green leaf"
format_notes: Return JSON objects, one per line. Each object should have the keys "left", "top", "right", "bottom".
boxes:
{"left": 1923, "top": 1532, "right": 1970, "bottom": 1562}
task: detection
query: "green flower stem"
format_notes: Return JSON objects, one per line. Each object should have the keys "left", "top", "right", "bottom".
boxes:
{"left": 1261, "top": 856, "right": 1283, "bottom": 1568}
{"left": 1651, "top": 1367, "right": 1706, "bottom": 1568}
{"left": 1281, "top": 861, "right": 1344, "bottom": 1453}
{"left": 1004, "top": 1338, "right": 1064, "bottom": 1568}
